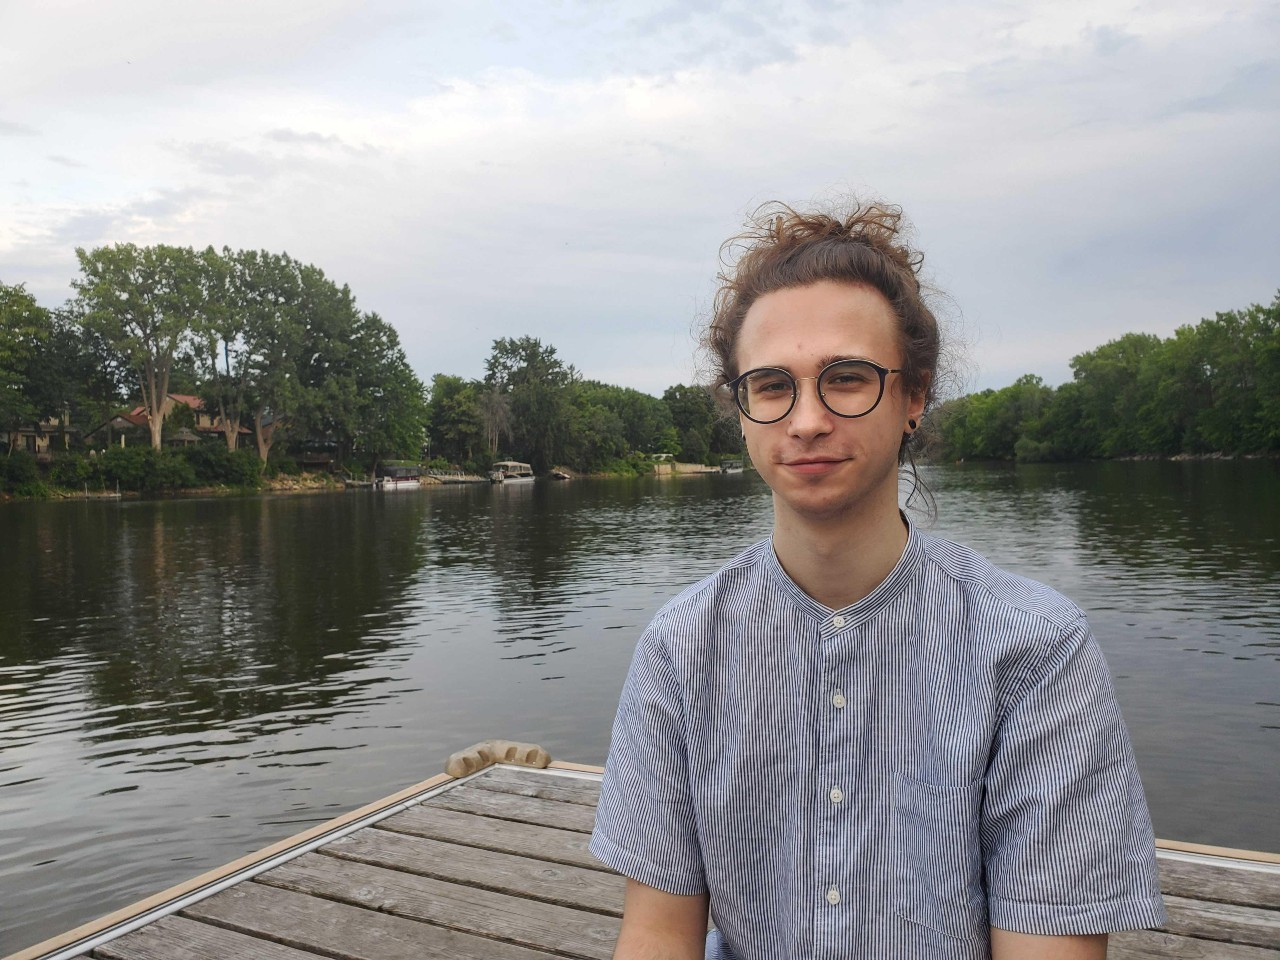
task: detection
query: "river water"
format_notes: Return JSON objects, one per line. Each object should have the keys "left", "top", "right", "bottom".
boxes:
{"left": 0, "top": 461, "right": 1277, "bottom": 953}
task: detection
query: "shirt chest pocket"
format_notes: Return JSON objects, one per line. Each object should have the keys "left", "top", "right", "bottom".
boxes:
{"left": 891, "top": 773, "right": 988, "bottom": 942}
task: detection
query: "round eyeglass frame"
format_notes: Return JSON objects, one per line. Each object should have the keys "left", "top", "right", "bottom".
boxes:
{"left": 724, "top": 359, "right": 903, "bottom": 424}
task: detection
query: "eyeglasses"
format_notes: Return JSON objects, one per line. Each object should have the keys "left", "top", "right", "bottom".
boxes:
{"left": 724, "top": 359, "right": 902, "bottom": 424}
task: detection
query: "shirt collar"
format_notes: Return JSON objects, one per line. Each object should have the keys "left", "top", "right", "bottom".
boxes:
{"left": 761, "top": 513, "right": 923, "bottom": 627}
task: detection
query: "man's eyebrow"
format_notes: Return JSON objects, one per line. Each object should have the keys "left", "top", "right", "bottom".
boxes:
{"left": 816, "top": 353, "right": 876, "bottom": 368}
{"left": 760, "top": 354, "right": 878, "bottom": 373}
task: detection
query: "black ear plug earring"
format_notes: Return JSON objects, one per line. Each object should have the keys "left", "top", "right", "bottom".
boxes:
{"left": 908, "top": 419, "right": 918, "bottom": 430}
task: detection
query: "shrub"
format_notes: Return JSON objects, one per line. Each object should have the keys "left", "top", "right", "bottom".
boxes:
{"left": 0, "top": 451, "right": 39, "bottom": 493}
{"left": 14, "top": 479, "right": 51, "bottom": 498}
{"left": 626, "top": 452, "right": 656, "bottom": 475}
{"left": 152, "top": 453, "right": 197, "bottom": 490}
{"left": 99, "top": 447, "right": 197, "bottom": 492}
{"left": 49, "top": 455, "right": 93, "bottom": 488}
{"left": 262, "top": 456, "right": 300, "bottom": 478}
{"left": 178, "top": 443, "right": 262, "bottom": 487}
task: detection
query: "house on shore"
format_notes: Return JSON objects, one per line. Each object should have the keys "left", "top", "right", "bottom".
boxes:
{"left": 84, "top": 394, "right": 251, "bottom": 450}
{"left": 7, "top": 414, "right": 79, "bottom": 461}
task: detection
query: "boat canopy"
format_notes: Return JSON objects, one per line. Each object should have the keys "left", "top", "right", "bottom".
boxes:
{"left": 379, "top": 464, "right": 422, "bottom": 479}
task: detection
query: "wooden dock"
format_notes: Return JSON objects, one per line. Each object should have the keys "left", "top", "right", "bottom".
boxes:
{"left": 8, "top": 753, "right": 1279, "bottom": 960}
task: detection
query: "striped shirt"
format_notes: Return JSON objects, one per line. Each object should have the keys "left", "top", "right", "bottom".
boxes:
{"left": 590, "top": 522, "right": 1167, "bottom": 960}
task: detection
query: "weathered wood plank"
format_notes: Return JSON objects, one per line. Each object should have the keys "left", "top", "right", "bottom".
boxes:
{"left": 318, "top": 825, "right": 626, "bottom": 915}
{"left": 1163, "top": 894, "right": 1280, "bottom": 950}
{"left": 424, "top": 784, "right": 597, "bottom": 833}
{"left": 1110, "top": 928, "right": 1280, "bottom": 959}
{"left": 380, "top": 804, "right": 605, "bottom": 872}
{"left": 1159, "top": 855, "right": 1280, "bottom": 910}
{"left": 92, "top": 914, "right": 324, "bottom": 960}
{"left": 184, "top": 881, "right": 555, "bottom": 960}
{"left": 472, "top": 767, "right": 603, "bottom": 807}
{"left": 57, "top": 765, "right": 1280, "bottom": 960}
{"left": 260, "top": 851, "right": 621, "bottom": 960}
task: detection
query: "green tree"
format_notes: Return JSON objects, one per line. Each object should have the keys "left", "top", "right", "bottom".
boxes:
{"left": 347, "top": 311, "right": 429, "bottom": 467}
{"left": 1191, "top": 305, "right": 1273, "bottom": 453}
{"left": 477, "top": 382, "right": 512, "bottom": 458}
{"left": 0, "top": 282, "right": 49, "bottom": 453}
{"left": 680, "top": 426, "right": 709, "bottom": 464}
{"left": 1133, "top": 325, "right": 1208, "bottom": 456}
{"left": 663, "top": 383, "right": 716, "bottom": 436}
{"left": 1246, "top": 294, "right": 1280, "bottom": 451}
{"left": 426, "top": 374, "right": 483, "bottom": 465}
{"left": 73, "top": 244, "right": 208, "bottom": 450}
{"left": 565, "top": 397, "right": 628, "bottom": 471}
{"left": 1069, "top": 333, "right": 1162, "bottom": 458}
{"left": 192, "top": 247, "right": 251, "bottom": 451}
{"left": 578, "top": 381, "right": 674, "bottom": 454}
{"left": 484, "top": 337, "right": 574, "bottom": 473}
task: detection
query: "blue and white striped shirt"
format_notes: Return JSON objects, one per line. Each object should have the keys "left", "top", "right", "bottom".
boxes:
{"left": 590, "top": 523, "right": 1167, "bottom": 960}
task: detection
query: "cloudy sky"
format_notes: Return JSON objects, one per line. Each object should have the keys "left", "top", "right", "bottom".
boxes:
{"left": 2, "top": 0, "right": 1276, "bottom": 396}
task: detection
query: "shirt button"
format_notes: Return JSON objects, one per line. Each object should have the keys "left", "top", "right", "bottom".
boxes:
{"left": 832, "top": 615, "right": 846, "bottom": 628}
{"left": 831, "top": 689, "right": 846, "bottom": 709}
{"left": 826, "top": 886, "right": 840, "bottom": 905}
{"left": 829, "top": 786, "right": 844, "bottom": 804}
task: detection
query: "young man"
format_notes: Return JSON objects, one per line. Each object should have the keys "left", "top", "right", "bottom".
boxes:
{"left": 589, "top": 203, "right": 1166, "bottom": 960}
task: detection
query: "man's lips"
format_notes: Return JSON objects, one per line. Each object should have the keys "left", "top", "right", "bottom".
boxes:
{"left": 779, "top": 457, "right": 846, "bottom": 475}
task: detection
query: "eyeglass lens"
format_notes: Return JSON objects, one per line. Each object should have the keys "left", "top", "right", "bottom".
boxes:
{"left": 736, "top": 360, "right": 885, "bottom": 423}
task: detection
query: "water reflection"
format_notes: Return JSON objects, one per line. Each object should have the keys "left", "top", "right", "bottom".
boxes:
{"left": 1, "top": 496, "right": 431, "bottom": 746}
{"left": 0, "top": 465, "right": 1276, "bottom": 954}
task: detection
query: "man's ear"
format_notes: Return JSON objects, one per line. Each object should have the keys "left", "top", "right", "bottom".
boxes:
{"left": 906, "top": 373, "right": 930, "bottom": 424}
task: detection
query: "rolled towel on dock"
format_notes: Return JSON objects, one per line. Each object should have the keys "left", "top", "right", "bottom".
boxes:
{"left": 445, "top": 739, "right": 551, "bottom": 777}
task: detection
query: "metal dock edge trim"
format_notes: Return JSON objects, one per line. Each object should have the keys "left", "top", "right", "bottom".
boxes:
{"left": 1155, "top": 838, "right": 1280, "bottom": 867}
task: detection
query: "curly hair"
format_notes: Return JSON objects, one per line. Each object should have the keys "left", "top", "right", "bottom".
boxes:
{"left": 707, "top": 200, "right": 940, "bottom": 420}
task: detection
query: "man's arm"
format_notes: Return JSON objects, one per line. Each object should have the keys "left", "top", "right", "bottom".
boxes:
{"left": 991, "top": 928, "right": 1107, "bottom": 960}
{"left": 613, "top": 878, "right": 709, "bottom": 960}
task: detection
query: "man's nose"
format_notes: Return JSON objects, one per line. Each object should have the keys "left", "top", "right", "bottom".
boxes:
{"left": 786, "top": 377, "right": 833, "bottom": 439}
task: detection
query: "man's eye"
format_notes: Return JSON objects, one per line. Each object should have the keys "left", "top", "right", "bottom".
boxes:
{"left": 751, "top": 378, "right": 790, "bottom": 395}
{"left": 825, "top": 365, "right": 874, "bottom": 388}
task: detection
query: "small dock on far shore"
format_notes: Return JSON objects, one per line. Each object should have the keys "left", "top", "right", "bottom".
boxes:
{"left": 8, "top": 743, "right": 1279, "bottom": 960}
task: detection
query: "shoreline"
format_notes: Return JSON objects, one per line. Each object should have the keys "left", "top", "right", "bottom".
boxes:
{"left": 920, "top": 450, "right": 1280, "bottom": 467}
{"left": 6, "top": 450, "right": 1275, "bottom": 503}
{"left": 1, "top": 463, "right": 737, "bottom": 503}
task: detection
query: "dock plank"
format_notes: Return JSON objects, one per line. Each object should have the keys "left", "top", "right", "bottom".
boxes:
{"left": 1110, "top": 928, "right": 1280, "bottom": 959}
{"left": 380, "top": 804, "right": 604, "bottom": 872}
{"left": 424, "top": 784, "right": 597, "bottom": 833}
{"left": 471, "top": 767, "right": 603, "bottom": 807}
{"left": 320, "top": 824, "right": 627, "bottom": 915}
{"left": 183, "top": 881, "right": 554, "bottom": 960}
{"left": 1159, "top": 856, "right": 1280, "bottom": 910}
{"left": 92, "top": 914, "right": 323, "bottom": 960}
{"left": 24, "top": 763, "right": 1276, "bottom": 960}
{"left": 1163, "top": 894, "right": 1280, "bottom": 951}
{"left": 260, "top": 851, "right": 620, "bottom": 960}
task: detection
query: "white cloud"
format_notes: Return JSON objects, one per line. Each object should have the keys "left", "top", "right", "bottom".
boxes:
{"left": 1, "top": 0, "right": 1276, "bottom": 394}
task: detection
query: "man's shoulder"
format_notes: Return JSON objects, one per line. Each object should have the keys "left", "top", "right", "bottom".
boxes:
{"left": 648, "top": 537, "right": 774, "bottom": 628}
{"left": 914, "top": 528, "right": 1084, "bottom": 630}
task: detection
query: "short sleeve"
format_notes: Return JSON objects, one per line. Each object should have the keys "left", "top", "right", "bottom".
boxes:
{"left": 589, "top": 622, "right": 707, "bottom": 896}
{"left": 982, "top": 614, "right": 1167, "bottom": 934}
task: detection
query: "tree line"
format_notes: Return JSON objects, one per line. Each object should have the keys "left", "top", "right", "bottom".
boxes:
{"left": 1, "top": 244, "right": 427, "bottom": 469}
{"left": 1, "top": 247, "right": 745, "bottom": 493}
{"left": 5, "top": 251, "right": 1273, "bottom": 489}
{"left": 427, "top": 335, "right": 741, "bottom": 475}
{"left": 925, "top": 294, "right": 1280, "bottom": 462}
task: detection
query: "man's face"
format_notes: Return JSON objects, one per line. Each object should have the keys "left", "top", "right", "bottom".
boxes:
{"left": 735, "top": 280, "right": 925, "bottom": 524}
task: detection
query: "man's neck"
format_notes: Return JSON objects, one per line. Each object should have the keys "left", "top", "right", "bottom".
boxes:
{"left": 771, "top": 495, "right": 909, "bottom": 611}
